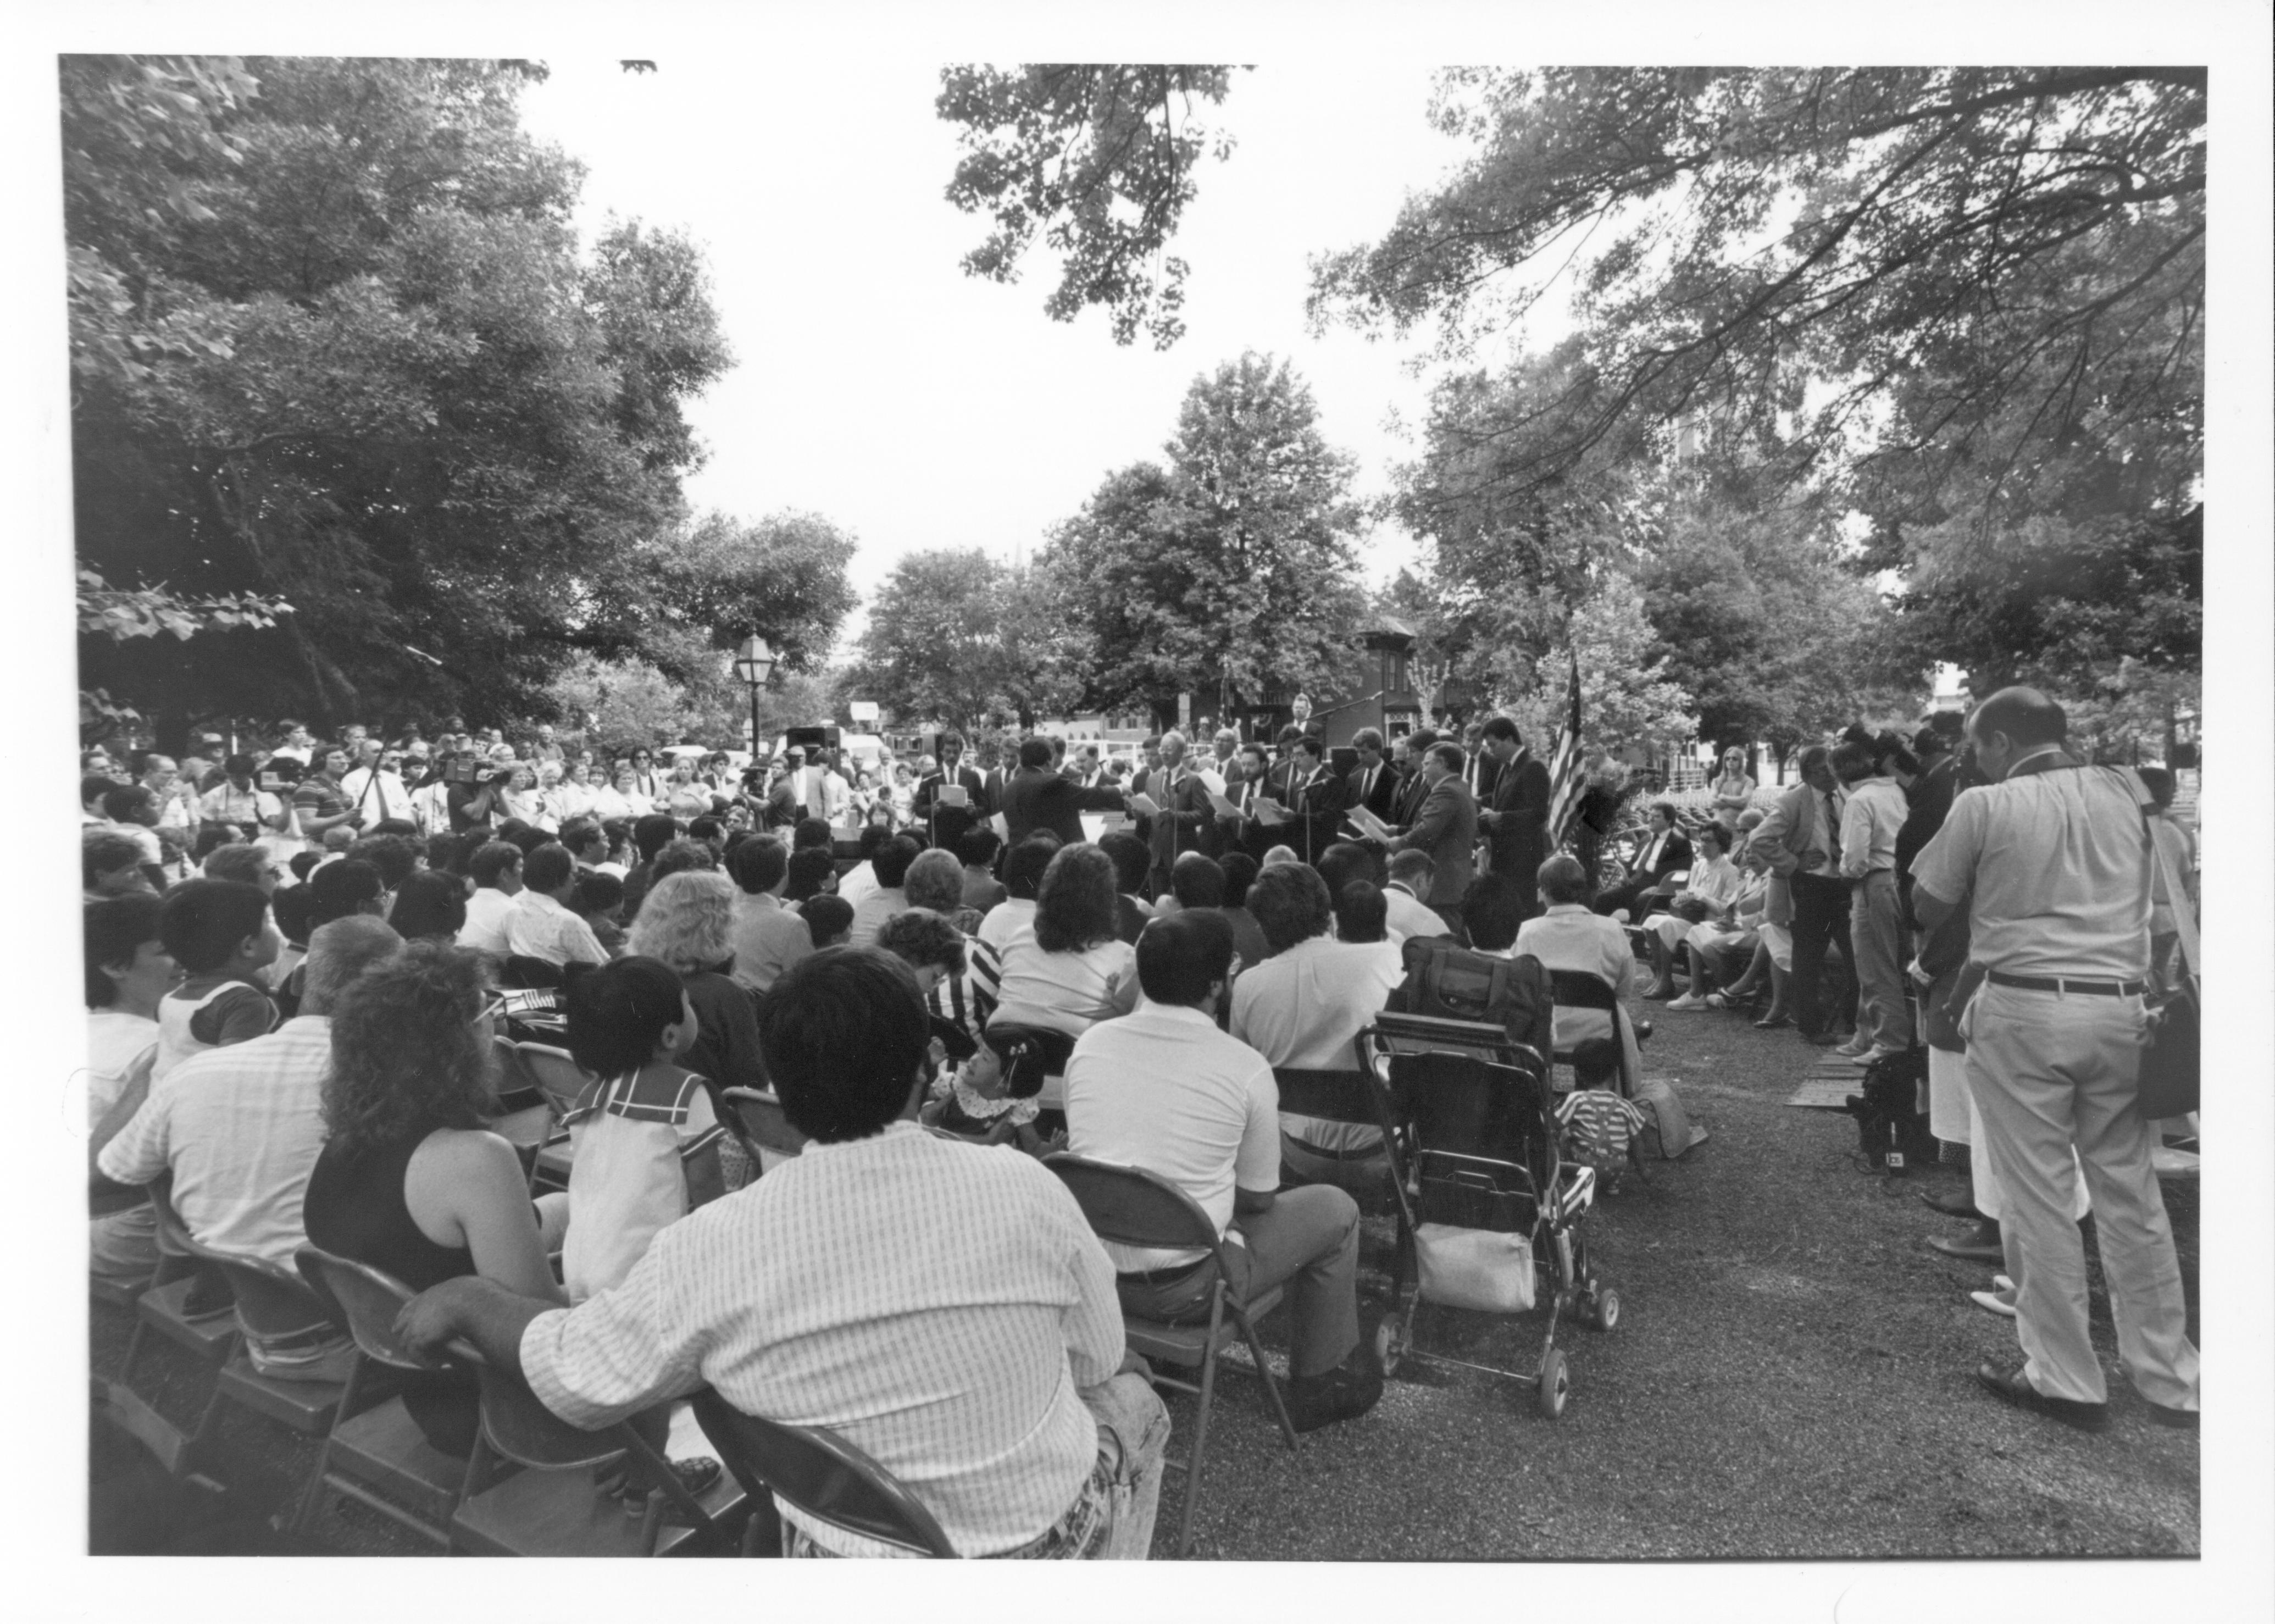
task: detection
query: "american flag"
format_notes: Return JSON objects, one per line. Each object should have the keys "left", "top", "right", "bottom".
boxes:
{"left": 1544, "top": 653, "right": 1586, "bottom": 847}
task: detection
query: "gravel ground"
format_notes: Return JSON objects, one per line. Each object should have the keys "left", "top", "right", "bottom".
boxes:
{"left": 90, "top": 1007, "right": 2199, "bottom": 1559}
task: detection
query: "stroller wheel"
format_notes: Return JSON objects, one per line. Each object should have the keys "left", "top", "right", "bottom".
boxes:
{"left": 1536, "top": 1349, "right": 1569, "bottom": 1419}
{"left": 1373, "top": 1318, "right": 1404, "bottom": 1378}
{"left": 1589, "top": 1287, "right": 1622, "bottom": 1332}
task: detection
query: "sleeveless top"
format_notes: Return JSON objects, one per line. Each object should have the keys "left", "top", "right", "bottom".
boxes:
{"left": 153, "top": 982, "right": 238, "bottom": 1083}
{"left": 302, "top": 1130, "right": 476, "bottom": 1293}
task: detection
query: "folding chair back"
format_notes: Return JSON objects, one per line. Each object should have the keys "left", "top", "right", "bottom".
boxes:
{"left": 294, "top": 1246, "right": 457, "bottom": 1374}
{"left": 1042, "top": 1155, "right": 1217, "bottom": 1255}
{"left": 515, "top": 1041, "right": 592, "bottom": 1118}
{"left": 691, "top": 1389, "right": 955, "bottom": 1558}
{"left": 720, "top": 1088, "right": 804, "bottom": 1160}
{"left": 503, "top": 954, "right": 567, "bottom": 990}
{"left": 493, "top": 1032, "right": 542, "bottom": 1097}
{"left": 206, "top": 1251, "right": 335, "bottom": 1345}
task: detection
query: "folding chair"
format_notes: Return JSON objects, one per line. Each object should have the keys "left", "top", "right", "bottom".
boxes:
{"left": 720, "top": 1087, "right": 805, "bottom": 1174}
{"left": 447, "top": 1350, "right": 746, "bottom": 1556}
{"left": 691, "top": 1389, "right": 954, "bottom": 1558}
{"left": 105, "top": 1184, "right": 238, "bottom": 1482}
{"left": 1044, "top": 1154, "right": 1299, "bottom": 1559}
{"left": 292, "top": 1246, "right": 484, "bottom": 1547}
{"left": 502, "top": 954, "right": 566, "bottom": 990}
{"left": 515, "top": 1041, "right": 591, "bottom": 1193}
{"left": 487, "top": 1034, "right": 554, "bottom": 1171}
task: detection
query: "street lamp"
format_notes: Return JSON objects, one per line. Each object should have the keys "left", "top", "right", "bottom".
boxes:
{"left": 733, "top": 635, "right": 776, "bottom": 756}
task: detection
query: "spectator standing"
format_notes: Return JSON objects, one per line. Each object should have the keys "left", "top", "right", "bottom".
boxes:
{"left": 1475, "top": 718, "right": 1551, "bottom": 914}
{"left": 1911, "top": 688, "right": 2198, "bottom": 1431}
{"left": 1380, "top": 742, "right": 1480, "bottom": 936}
{"left": 1835, "top": 741, "right": 1913, "bottom": 1061}
{"left": 199, "top": 754, "right": 290, "bottom": 843}
{"left": 1751, "top": 746, "right": 1856, "bottom": 1046}
{"left": 341, "top": 739, "right": 417, "bottom": 827}
{"left": 293, "top": 747, "right": 363, "bottom": 843}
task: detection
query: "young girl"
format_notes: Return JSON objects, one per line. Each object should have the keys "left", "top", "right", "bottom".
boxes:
{"left": 558, "top": 956, "right": 723, "bottom": 1303}
{"left": 925, "top": 1026, "right": 1057, "bottom": 1155}
{"left": 153, "top": 879, "right": 280, "bottom": 1080}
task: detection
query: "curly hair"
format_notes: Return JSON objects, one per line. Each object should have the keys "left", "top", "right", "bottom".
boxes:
{"left": 1034, "top": 843, "right": 1119, "bottom": 955}
{"left": 323, "top": 941, "right": 495, "bottom": 1152}
{"left": 626, "top": 868, "right": 737, "bottom": 974}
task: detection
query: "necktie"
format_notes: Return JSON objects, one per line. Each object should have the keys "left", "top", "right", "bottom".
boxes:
{"left": 1822, "top": 791, "right": 1841, "bottom": 869}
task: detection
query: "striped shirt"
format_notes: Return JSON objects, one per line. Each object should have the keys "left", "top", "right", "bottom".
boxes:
{"left": 519, "top": 1120, "right": 1124, "bottom": 1557}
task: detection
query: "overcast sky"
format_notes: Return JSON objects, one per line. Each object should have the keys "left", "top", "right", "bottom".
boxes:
{"left": 514, "top": 59, "right": 1489, "bottom": 639}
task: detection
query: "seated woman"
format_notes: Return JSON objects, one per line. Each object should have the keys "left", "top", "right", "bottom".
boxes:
{"left": 989, "top": 844, "right": 1141, "bottom": 1107}
{"left": 1685, "top": 851, "right": 1773, "bottom": 1012}
{"left": 1512, "top": 855, "right": 1646, "bottom": 1094}
{"left": 625, "top": 870, "right": 764, "bottom": 1095}
{"left": 303, "top": 943, "right": 570, "bottom": 1459}
{"left": 1649, "top": 822, "right": 1746, "bottom": 1004}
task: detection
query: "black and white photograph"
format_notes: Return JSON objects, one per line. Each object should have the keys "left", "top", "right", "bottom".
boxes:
{"left": 12, "top": 1, "right": 2271, "bottom": 1615}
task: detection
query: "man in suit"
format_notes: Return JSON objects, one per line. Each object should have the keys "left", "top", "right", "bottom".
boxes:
{"left": 763, "top": 749, "right": 806, "bottom": 829}
{"left": 1214, "top": 742, "right": 1278, "bottom": 864}
{"left": 913, "top": 731, "right": 990, "bottom": 853}
{"left": 1140, "top": 730, "right": 1214, "bottom": 894}
{"left": 1895, "top": 724, "right": 1960, "bottom": 924}
{"left": 1381, "top": 741, "right": 1479, "bottom": 936}
{"left": 1749, "top": 746, "right": 1855, "bottom": 1045}
{"left": 1284, "top": 735, "right": 1348, "bottom": 867}
{"left": 1461, "top": 720, "right": 1499, "bottom": 803}
{"left": 1001, "top": 735, "right": 1126, "bottom": 847}
{"left": 1592, "top": 802, "right": 1693, "bottom": 919}
{"left": 1262, "top": 725, "right": 1307, "bottom": 808}
{"left": 1345, "top": 728, "right": 1399, "bottom": 827}
{"left": 1390, "top": 728, "right": 1439, "bottom": 827}
{"left": 1476, "top": 717, "right": 1552, "bottom": 916}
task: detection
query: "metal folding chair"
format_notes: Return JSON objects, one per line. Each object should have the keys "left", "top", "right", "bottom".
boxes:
{"left": 1044, "top": 1154, "right": 1299, "bottom": 1559}
{"left": 691, "top": 1389, "right": 954, "bottom": 1558}
{"left": 104, "top": 1183, "right": 238, "bottom": 1483}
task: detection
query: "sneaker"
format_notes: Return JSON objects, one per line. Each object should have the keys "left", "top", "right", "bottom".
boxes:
{"left": 1286, "top": 1361, "right": 1384, "bottom": 1433}
{"left": 1665, "top": 993, "right": 1707, "bottom": 1011}
{"left": 1833, "top": 1038, "right": 1872, "bottom": 1058}
{"left": 1969, "top": 1287, "right": 2017, "bottom": 1318}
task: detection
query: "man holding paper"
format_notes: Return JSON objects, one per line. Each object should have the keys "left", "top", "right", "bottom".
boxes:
{"left": 1287, "top": 736, "right": 1348, "bottom": 867}
{"left": 1138, "top": 730, "right": 1214, "bottom": 895}
{"left": 1378, "top": 741, "right": 1480, "bottom": 936}
{"left": 1213, "top": 744, "right": 1278, "bottom": 864}
{"left": 914, "top": 731, "right": 990, "bottom": 853}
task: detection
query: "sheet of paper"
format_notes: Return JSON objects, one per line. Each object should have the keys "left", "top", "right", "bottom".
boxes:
{"left": 1125, "top": 791, "right": 1161, "bottom": 819}
{"left": 938, "top": 783, "right": 970, "bottom": 808}
{"left": 1197, "top": 768, "right": 1227, "bottom": 797}
{"left": 1207, "top": 790, "right": 1244, "bottom": 819}
{"left": 1253, "top": 797, "right": 1292, "bottom": 827}
{"left": 1344, "top": 805, "right": 1394, "bottom": 841}
{"left": 989, "top": 812, "right": 1010, "bottom": 841}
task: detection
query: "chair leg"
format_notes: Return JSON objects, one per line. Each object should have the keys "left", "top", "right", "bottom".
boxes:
{"left": 1231, "top": 1302, "right": 1300, "bottom": 1450}
{"left": 291, "top": 1354, "right": 363, "bottom": 1538}
{"left": 1175, "top": 1293, "right": 1226, "bottom": 1560}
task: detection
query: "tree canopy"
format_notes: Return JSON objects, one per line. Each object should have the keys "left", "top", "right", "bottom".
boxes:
{"left": 937, "top": 64, "right": 1242, "bottom": 348}
{"left": 66, "top": 55, "right": 853, "bottom": 748}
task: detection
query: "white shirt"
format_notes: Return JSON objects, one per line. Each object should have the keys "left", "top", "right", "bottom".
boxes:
{"left": 87, "top": 1010, "right": 160, "bottom": 1130}
{"left": 1513, "top": 903, "right": 1642, "bottom": 1052}
{"left": 845, "top": 886, "right": 906, "bottom": 950}
{"left": 97, "top": 1016, "right": 334, "bottom": 1267}
{"left": 1063, "top": 1004, "right": 1280, "bottom": 1272}
{"left": 458, "top": 886, "right": 518, "bottom": 954}
{"left": 339, "top": 766, "right": 416, "bottom": 825}
{"left": 836, "top": 861, "right": 879, "bottom": 913}
{"left": 1838, "top": 777, "right": 1908, "bottom": 879}
{"left": 518, "top": 1121, "right": 1122, "bottom": 1558}
{"left": 1229, "top": 936, "right": 1403, "bottom": 1072}
{"left": 561, "top": 1068, "right": 718, "bottom": 1304}
{"left": 1380, "top": 883, "right": 1444, "bottom": 943}
{"left": 199, "top": 781, "right": 284, "bottom": 830}
{"left": 976, "top": 898, "right": 1037, "bottom": 961}
{"left": 505, "top": 889, "right": 609, "bottom": 967}
{"left": 991, "top": 937, "right": 1139, "bottom": 1037}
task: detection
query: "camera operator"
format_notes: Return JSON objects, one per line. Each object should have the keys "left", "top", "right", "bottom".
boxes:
{"left": 446, "top": 746, "right": 516, "bottom": 835}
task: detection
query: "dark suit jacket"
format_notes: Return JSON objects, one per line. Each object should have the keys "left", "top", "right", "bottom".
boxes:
{"left": 1896, "top": 753, "right": 1958, "bottom": 883}
{"left": 1144, "top": 769, "right": 1213, "bottom": 880}
{"left": 1346, "top": 759, "right": 1399, "bottom": 826}
{"left": 1480, "top": 748, "right": 1552, "bottom": 884}
{"left": 1629, "top": 827, "right": 1694, "bottom": 890}
{"left": 1001, "top": 766, "right": 1123, "bottom": 848}
{"left": 1288, "top": 763, "right": 1348, "bottom": 866}
{"left": 914, "top": 766, "right": 989, "bottom": 851}
{"left": 1388, "top": 777, "right": 1479, "bottom": 906}
{"left": 1216, "top": 774, "right": 1277, "bottom": 864}
{"left": 1391, "top": 766, "right": 1430, "bottom": 827}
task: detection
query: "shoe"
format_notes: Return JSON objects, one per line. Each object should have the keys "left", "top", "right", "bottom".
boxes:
{"left": 1920, "top": 1190, "right": 1984, "bottom": 1220}
{"left": 1856, "top": 1046, "right": 1904, "bottom": 1066}
{"left": 1633, "top": 1021, "right": 1653, "bottom": 1044}
{"left": 1974, "top": 1362, "right": 2109, "bottom": 1431}
{"left": 1666, "top": 993, "right": 1707, "bottom": 1011}
{"left": 1992, "top": 1273, "right": 2014, "bottom": 1293}
{"left": 2143, "top": 1401, "right": 2200, "bottom": 1430}
{"left": 1926, "top": 1235, "right": 2004, "bottom": 1263}
{"left": 1285, "top": 1361, "right": 1384, "bottom": 1433}
{"left": 1752, "top": 1013, "right": 1793, "bottom": 1029}
{"left": 1833, "top": 1038, "right": 1871, "bottom": 1058}
{"left": 618, "top": 1455, "right": 723, "bottom": 1515}
{"left": 1644, "top": 985, "right": 1677, "bottom": 1002}
{"left": 1969, "top": 1287, "right": 2017, "bottom": 1318}
{"left": 1702, "top": 992, "right": 1729, "bottom": 1010}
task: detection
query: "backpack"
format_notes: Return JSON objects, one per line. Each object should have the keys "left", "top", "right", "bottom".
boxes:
{"left": 1843, "top": 1047, "right": 1935, "bottom": 1172}
{"left": 1390, "top": 938, "right": 1555, "bottom": 1058}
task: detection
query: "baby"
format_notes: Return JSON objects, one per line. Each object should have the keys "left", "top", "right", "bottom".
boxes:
{"left": 1554, "top": 1037, "right": 1648, "bottom": 1191}
{"left": 927, "top": 1026, "right": 1061, "bottom": 1156}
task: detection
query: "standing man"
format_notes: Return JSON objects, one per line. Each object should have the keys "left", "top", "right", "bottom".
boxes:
{"left": 1002, "top": 737, "right": 1126, "bottom": 847}
{"left": 1285, "top": 736, "right": 1347, "bottom": 868}
{"left": 1460, "top": 720, "right": 1497, "bottom": 803}
{"left": 1345, "top": 729, "right": 1399, "bottom": 826}
{"left": 913, "top": 732, "right": 989, "bottom": 852}
{"left": 292, "top": 746, "right": 363, "bottom": 844}
{"left": 1833, "top": 740, "right": 1911, "bottom": 1063}
{"left": 1141, "top": 730, "right": 1212, "bottom": 895}
{"left": 1895, "top": 725, "right": 1961, "bottom": 923}
{"left": 1390, "top": 728, "right": 1438, "bottom": 827}
{"left": 1750, "top": 746, "right": 1855, "bottom": 1047}
{"left": 1380, "top": 742, "right": 1479, "bottom": 937}
{"left": 200, "top": 755, "right": 292, "bottom": 844}
{"left": 1911, "top": 688, "right": 2197, "bottom": 1432}
{"left": 1475, "top": 718, "right": 1550, "bottom": 914}
{"left": 1216, "top": 743, "right": 1275, "bottom": 864}
{"left": 141, "top": 755, "right": 201, "bottom": 841}
{"left": 529, "top": 723, "right": 566, "bottom": 764}
{"left": 1208, "top": 727, "right": 1241, "bottom": 780}
{"left": 340, "top": 739, "right": 416, "bottom": 828}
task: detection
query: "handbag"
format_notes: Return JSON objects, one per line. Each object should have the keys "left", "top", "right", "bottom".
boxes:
{"left": 2128, "top": 771, "right": 2200, "bottom": 1119}
{"left": 1412, "top": 1152, "right": 1538, "bottom": 1312}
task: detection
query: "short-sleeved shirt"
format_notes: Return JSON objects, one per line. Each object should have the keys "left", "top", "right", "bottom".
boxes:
{"left": 1838, "top": 778, "right": 1908, "bottom": 878}
{"left": 292, "top": 775, "right": 352, "bottom": 826}
{"left": 728, "top": 892, "right": 813, "bottom": 995}
{"left": 458, "top": 886, "right": 518, "bottom": 954}
{"left": 1911, "top": 761, "right": 2151, "bottom": 979}
{"left": 504, "top": 889, "right": 609, "bottom": 967}
{"left": 1063, "top": 1004, "right": 1280, "bottom": 1272}
{"left": 992, "top": 938, "right": 1139, "bottom": 1036}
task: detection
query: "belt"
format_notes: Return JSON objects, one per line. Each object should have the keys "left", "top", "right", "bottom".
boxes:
{"left": 1985, "top": 971, "right": 2146, "bottom": 997}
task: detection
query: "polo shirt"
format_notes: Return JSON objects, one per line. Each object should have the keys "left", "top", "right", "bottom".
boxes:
{"left": 729, "top": 891, "right": 814, "bottom": 994}
{"left": 1838, "top": 778, "right": 1908, "bottom": 879}
{"left": 1063, "top": 1004, "right": 1280, "bottom": 1272}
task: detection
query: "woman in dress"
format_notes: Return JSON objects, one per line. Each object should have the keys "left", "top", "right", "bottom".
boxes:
{"left": 499, "top": 763, "right": 549, "bottom": 830}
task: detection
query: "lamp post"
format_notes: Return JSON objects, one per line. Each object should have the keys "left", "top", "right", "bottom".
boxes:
{"left": 733, "top": 635, "right": 776, "bottom": 758}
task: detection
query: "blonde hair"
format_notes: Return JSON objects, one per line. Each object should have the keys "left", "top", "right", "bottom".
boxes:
{"left": 626, "top": 868, "right": 737, "bottom": 973}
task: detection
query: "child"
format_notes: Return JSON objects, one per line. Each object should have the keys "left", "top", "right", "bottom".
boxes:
{"left": 558, "top": 956, "right": 723, "bottom": 1303}
{"left": 1555, "top": 1037, "right": 1647, "bottom": 1193}
{"left": 152, "top": 879, "right": 280, "bottom": 1082}
{"left": 926, "top": 1026, "right": 1058, "bottom": 1155}
{"left": 799, "top": 893, "right": 854, "bottom": 949}
{"left": 573, "top": 869, "right": 628, "bottom": 957}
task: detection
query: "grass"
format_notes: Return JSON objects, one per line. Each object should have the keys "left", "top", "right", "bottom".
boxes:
{"left": 90, "top": 1003, "right": 2199, "bottom": 1559}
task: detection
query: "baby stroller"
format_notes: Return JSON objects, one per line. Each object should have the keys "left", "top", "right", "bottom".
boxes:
{"left": 1354, "top": 1012, "right": 1622, "bottom": 1418}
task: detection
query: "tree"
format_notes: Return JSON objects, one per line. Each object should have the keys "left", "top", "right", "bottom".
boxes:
{"left": 1045, "top": 353, "right": 1368, "bottom": 729}
{"left": 65, "top": 56, "right": 743, "bottom": 744}
{"left": 1493, "top": 571, "right": 1697, "bottom": 756}
{"left": 856, "top": 549, "right": 1018, "bottom": 733}
{"left": 936, "top": 65, "right": 1243, "bottom": 347}
{"left": 546, "top": 652, "right": 697, "bottom": 753}
{"left": 597, "top": 509, "right": 859, "bottom": 683}
{"left": 1308, "top": 69, "right": 2204, "bottom": 528}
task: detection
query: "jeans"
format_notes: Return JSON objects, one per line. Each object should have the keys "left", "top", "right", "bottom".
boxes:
{"left": 1963, "top": 982, "right": 2197, "bottom": 1409}
{"left": 1115, "top": 1185, "right": 1362, "bottom": 1379}
{"left": 1788, "top": 871, "right": 1855, "bottom": 1038}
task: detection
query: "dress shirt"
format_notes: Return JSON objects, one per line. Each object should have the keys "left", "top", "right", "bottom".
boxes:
{"left": 1800, "top": 784, "right": 1847, "bottom": 873}
{"left": 1063, "top": 1004, "right": 1280, "bottom": 1272}
{"left": 458, "top": 886, "right": 518, "bottom": 954}
{"left": 340, "top": 766, "right": 416, "bottom": 825}
{"left": 1381, "top": 882, "right": 1447, "bottom": 943}
{"left": 1838, "top": 777, "right": 1908, "bottom": 879}
{"left": 98, "top": 1016, "right": 335, "bottom": 1266}
{"left": 1229, "top": 937, "right": 1403, "bottom": 1072}
{"left": 504, "top": 889, "right": 609, "bottom": 967}
{"left": 729, "top": 891, "right": 813, "bottom": 994}
{"left": 519, "top": 1121, "right": 1122, "bottom": 1558}
{"left": 200, "top": 781, "right": 284, "bottom": 830}
{"left": 846, "top": 886, "right": 906, "bottom": 949}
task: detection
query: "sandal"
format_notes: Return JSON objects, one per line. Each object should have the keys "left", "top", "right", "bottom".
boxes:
{"left": 1752, "top": 1011, "right": 1793, "bottom": 1029}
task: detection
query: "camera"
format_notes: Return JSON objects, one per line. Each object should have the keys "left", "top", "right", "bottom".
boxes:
{"left": 445, "top": 758, "right": 485, "bottom": 785}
